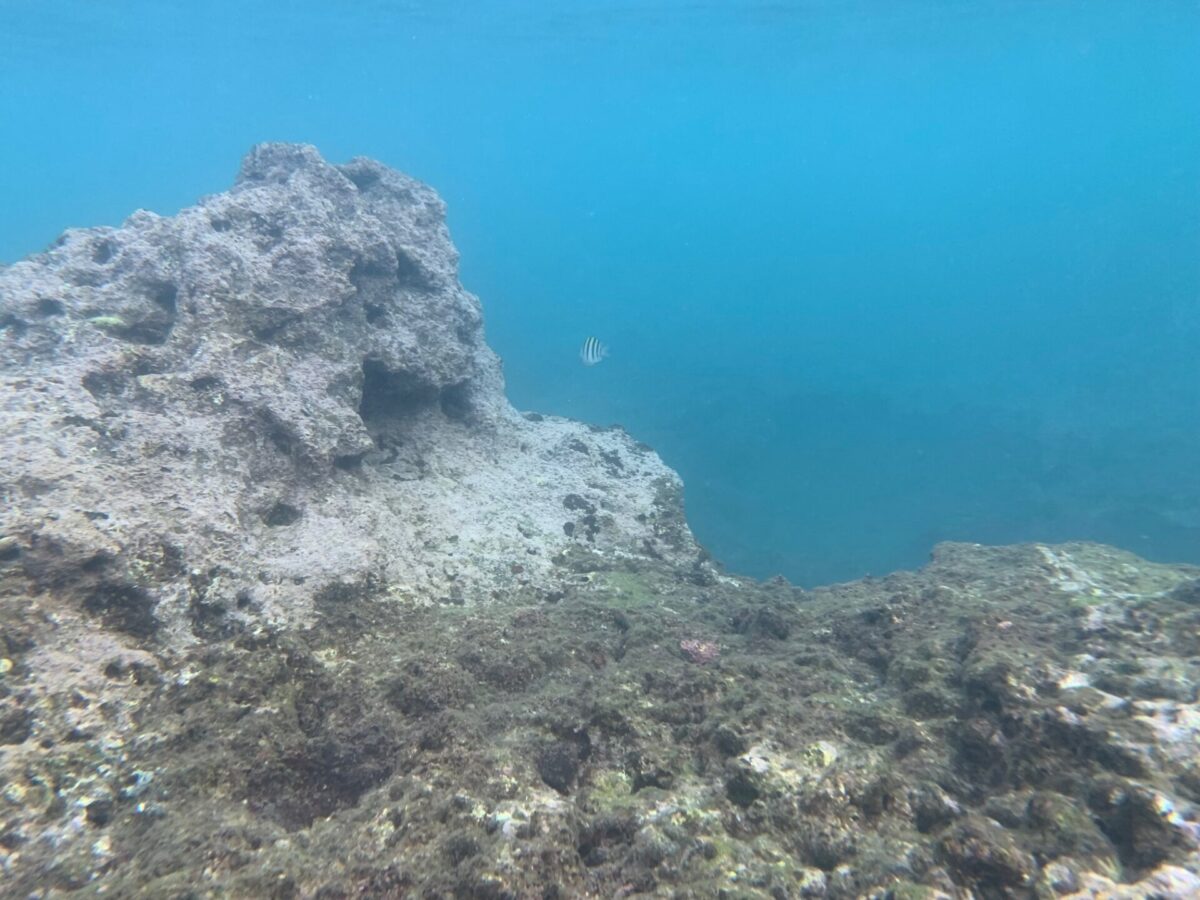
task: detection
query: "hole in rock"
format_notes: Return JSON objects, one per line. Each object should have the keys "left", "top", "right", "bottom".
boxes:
{"left": 333, "top": 453, "right": 364, "bottom": 471}
{"left": 249, "top": 308, "right": 300, "bottom": 344}
{"left": 359, "top": 359, "right": 438, "bottom": 426}
{"left": 36, "top": 298, "right": 65, "bottom": 317}
{"left": 91, "top": 239, "right": 116, "bottom": 264}
{"left": 0, "top": 315, "right": 27, "bottom": 337}
{"left": 245, "top": 707, "right": 397, "bottom": 831}
{"left": 364, "top": 302, "right": 387, "bottom": 326}
{"left": 0, "top": 707, "right": 33, "bottom": 745}
{"left": 249, "top": 751, "right": 391, "bottom": 832}
{"left": 439, "top": 381, "right": 473, "bottom": 423}
{"left": 395, "top": 249, "right": 427, "bottom": 289}
{"left": 152, "top": 283, "right": 178, "bottom": 313}
{"left": 109, "top": 281, "right": 178, "bottom": 345}
{"left": 80, "top": 552, "right": 114, "bottom": 573}
{"left": 82, "top": 369, "right": 128, "bottom": 398}
{"left": 349, "top": 257, "right": 397, "bottom": 313}
{"left": 255, "top": 411, "right": 297, "bottom": 457}
{"left": 83, "top": 583, "right": 158, "bottom": 638}
{"left": 263, "top": 502, "right": 302, "bottom": 527}
{"left": 344, "top": 168, "right": 381, "bottom": 191}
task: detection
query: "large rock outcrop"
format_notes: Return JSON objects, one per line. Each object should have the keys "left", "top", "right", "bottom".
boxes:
{"left": 3, "top": 147, "right": 1198, "bottom": 899}
{"left": 0, "top": 143, "right": 704, "bottom": 644}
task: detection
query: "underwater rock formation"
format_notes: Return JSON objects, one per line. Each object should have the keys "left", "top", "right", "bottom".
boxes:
{"left": 0, "top": 143, "right": 702, "bottom": 643}
{"left": 2, "top": 148, "right": 1199, "bottom": 898}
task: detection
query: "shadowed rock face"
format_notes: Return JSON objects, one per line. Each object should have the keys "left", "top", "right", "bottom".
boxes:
{"left": 0, "top": 143, "right": 704, "bottom": 643}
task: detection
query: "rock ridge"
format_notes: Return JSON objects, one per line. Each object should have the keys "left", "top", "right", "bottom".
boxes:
{"left": 0, "top": 142, "right": 706, "bottom": 643}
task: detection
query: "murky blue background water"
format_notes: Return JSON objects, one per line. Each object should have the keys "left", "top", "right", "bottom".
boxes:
{"left": 3, "top": 1, "right": 1198, "bottom": 585}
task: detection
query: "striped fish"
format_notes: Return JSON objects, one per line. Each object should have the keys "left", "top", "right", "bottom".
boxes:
{"left": 579, "top": 336, "right": 608, "bottom": 366}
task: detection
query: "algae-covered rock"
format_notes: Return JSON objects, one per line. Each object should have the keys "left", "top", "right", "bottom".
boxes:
{"left": 2, "top": 147, "right": 1200, "bottom": 897}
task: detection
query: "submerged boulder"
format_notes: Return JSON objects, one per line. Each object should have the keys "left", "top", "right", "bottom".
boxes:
{"left": 0, "top": 143, "right": 705, "bottom": 644}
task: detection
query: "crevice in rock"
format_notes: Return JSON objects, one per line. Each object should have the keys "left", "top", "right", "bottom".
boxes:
{"left": 0, "top": 314, "right": 28, "bottom": 337}
{"left": 364, "top": 302, "right": 387, "bottom": 326}
{"left": 82, "top": 583, "right": 159, "bottom": 638}
{"left": 189, "top": 375, "right": 222, "bottom": 391}
{"left": 344, "top": 168, "right": 381, "bottom": 191}
{"left": 81, "top": 355, "right": 166, "bottom": 401}
{"left": 246, "top": 731, "right": 395, "bottom": 832}
{"left": 358, "top": 359, "right": 438, "bottom": 428}
{"left": 109, "top": 281, "right": 179, "bottom": 345}
{"left": 395, "top": 249, "right": 428, "bottom": 289}
{"left": 248, "top": 308, "right": 301, "bottom": 344}
{"left": 348, "top": 257, "right": 396, "bottom": 322}
{"left": 242, "top": 664, "right": 399, "bottom": 831}
{"left": 263, "top": 502, "right": 302, "bottom": 527}
{"left": 82, "top": 369, "right": 130, "bottom": 398}
{"left": 91, "top": 239, "right": 117, "bottom": 264}
{"left": 257, "top": 412, "right": 297, "bottom": 457}
{"left": 188, "top": 568, "right": 241, "bottom": 640}
{"left": 439, "top": 381, "right": 473, "bottom": 423}
{"left": 333, "top": 453, "right": 364, "bottom": 471}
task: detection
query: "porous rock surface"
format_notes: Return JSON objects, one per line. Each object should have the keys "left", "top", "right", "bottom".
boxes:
{"left": 3, "top": 148, "right": 1200, "bottom": 899}
{"left": 0, "top": 142, "right": 702, "bottom": 644}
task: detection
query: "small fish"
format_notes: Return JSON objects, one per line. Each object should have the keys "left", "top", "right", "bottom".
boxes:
{"left": 579, "top": 336, "right": 608, "bottom": 366}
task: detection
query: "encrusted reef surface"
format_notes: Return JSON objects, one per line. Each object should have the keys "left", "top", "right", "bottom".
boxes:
{"left": 2, "top": 148, "right": 1200, "bottom": 898}
{"left": 0, "top": 143, "right": 699, "bottom": 638}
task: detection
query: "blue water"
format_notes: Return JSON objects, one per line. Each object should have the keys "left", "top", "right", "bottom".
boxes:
{"left": 3, "top": 1, "right": 1198, "bottom": 585}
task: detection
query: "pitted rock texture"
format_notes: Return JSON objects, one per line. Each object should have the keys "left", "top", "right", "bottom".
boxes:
{"left": 2, "top": 539, "right": 1200, "bottom": 897}
{"left": 0, "top": 143, "right": 705, "bottom": 644}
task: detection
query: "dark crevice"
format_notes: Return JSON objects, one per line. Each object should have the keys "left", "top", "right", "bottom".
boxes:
{"left": 439, "top": 381, "right": 473, "bottom": 423}
{"left": 92, "top": 239, "right": 117, "bottom": 264}
{"left": 344, "top": 169, "right": 381, "bottom": 191}
{"left": 82, "top": 356, "right": 165, "bottom": 399}
{"left": 395, "top": 249, "right": 428, "bottom": 289}
{"left": 359, "top": 359, "right": 438, "bottom": 426}
{"left": 364, "top": 302, "right": 387, "bottom": 326}
{"left": 262, "top": 417, "right": 296, "bottom": 457}
{"left": 350, "top": 259, "right": 391, "bottom": 283}
{"left": 334, "top": 453, "right": 364, "bottom": 471}
{"left": 250, "top": 316, "right": 298, "bottom": 343}
{"left": 82, "top": 370, "right": 129, "bottom": 398}
{"left": 349, "top": 258, "right": 395, "bottom": 319}
{"left": 263, "top": 503, "right": 302, "bottom": 527}
{"left": 83, "top": 583, "right": 158, "bottom": 638}
{"left": 152, "top": 282, "right": 178, "bottom": 313}
{"left": 0, "top": 315, "right": 27, "bottom": 337}
{"left": 109, "top": 281, "right": 178, "bottom": 345}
